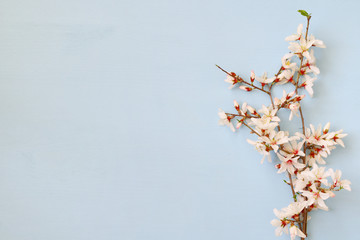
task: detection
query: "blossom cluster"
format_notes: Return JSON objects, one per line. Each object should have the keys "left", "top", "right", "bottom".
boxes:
{"left": 217, "top": 12, "right": 350, "bottom": 240}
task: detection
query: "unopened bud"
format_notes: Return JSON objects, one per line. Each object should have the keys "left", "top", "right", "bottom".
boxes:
{"left": 323, "top": 122, "right": 330, "bottom": 134}
{"left": 287, "top": 91, "right": 295, "bottom": 99}
{"left": 294, "top": 95, "right": 305, "bottom": 101}
{"left": 239, "top": 86, "right": 253, "bottom": 92}
{"left": 246, "top": 105, "right": 256, "bottom": 114}
{"left": 250, "top": 70, "right": 255, "bottom": 82}
{"left": 233, "top": 100, "right": 240, "bottom": 111}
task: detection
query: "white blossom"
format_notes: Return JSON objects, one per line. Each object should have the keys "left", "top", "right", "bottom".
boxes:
{"left": 281, "top": 53, "right": 297, "bottom": 70}
{"left": 289, "top": 36, "right": 315, "bottom": 60}
{"left": 271, "top": 201, "right": 307, "bottom": 238}
{"left": 289, "top": 102, "right": 300, "bottom": 121}
{"left": 258, "top": 105, "right": 280, "bottom": 122}
{"left": 290, "top": 225, "right": 306, "bottom": 240}
{"left": 303, "top": 49, "right": 320, "bottom": 75}
{"left": 250, "top": 118, "right": 278, "bottom": 136}
{"left": 261, "top": 131, "right": 289, "bottom": 152}
{"left": 325, "top": 129, "right": 347, "bottom": 147}
{"left": 247, "top": 139, "right": 271, "bottom": 163}
{"left": 217, "top": 15, "right": 350, "bottom": 240}
{"left": 308, "top": 34, "right": 326, "bottom": 48}
{"left": 277, "top": 153, "right": 305, "bottom": 175}
{"left": 329, "top": 169, "right": 351, "bottom": 191}
{"left": 276, "top": 68, "right": 295, "bottom": 85}
{"left": 280, "top": 140, "right": 305, "bottom": 157}
{"left": 285, "top": 24, "right": 303, "bottom": 41}
{"left": 224, "top": 73, "right": 239, "bottom": 89}
{"left": 218, "top": 108, "right": 235, "bottom": 132}
{"left": 256, "top": 72, "right": 276, "bottom": 86}
{"left": 302, "top": 185, "right": 330, "bottom": 211}
{"left": 301, "top": 75, "right": 316, "bottom": 97}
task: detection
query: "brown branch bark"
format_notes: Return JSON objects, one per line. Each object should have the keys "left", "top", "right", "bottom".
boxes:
{"left": 215, "top": 65, "right": 271, "bottom": 94}
{"left": 298, "top": 15, "right": 311, "bottom": 240}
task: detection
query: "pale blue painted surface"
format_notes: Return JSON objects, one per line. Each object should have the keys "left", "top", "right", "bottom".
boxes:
{"left": 0, "top": 0, "right": 359, "bottom": 239}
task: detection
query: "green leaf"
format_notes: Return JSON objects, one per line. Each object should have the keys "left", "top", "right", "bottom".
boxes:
{"left": 298, "top": 10, "right": 310, "bottom": 17}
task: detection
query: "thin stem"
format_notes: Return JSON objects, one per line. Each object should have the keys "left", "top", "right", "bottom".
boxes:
{"left": 305, "top": 16, "right": 311, "bottom": 39}
{"left": 215, "top": 65, "right": 270, "bottom": 94}
{"left": 288, "top": 171, "right": 297, "bottom": 202}
{"left": 226, "top": 113, "right": 260, "bottom": 119}
{"left": 268, "top": 89, "right": 275, "bottom": 109}
{"left": 299, "top": 15, "right": 311, "bottom": 240}
{"left": 304, "top": 209, "right": 308, "bottom": 235}
{"left": 242, "top": 121, "right": 261, "bottom": 137}
{"left": 242, "top": 81, "right": 270, "bottom": 94}
{"left": 299, "top": 107, "right": 306, "bottom": 142}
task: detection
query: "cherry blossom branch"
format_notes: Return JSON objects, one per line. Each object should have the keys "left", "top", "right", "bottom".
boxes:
{"left": 217, "top": 10, "right": 351, "bottom": 240}
{"left": 215, "top": 65, "right": 271, "bottom": 94}
{"left": 296, "top": 15, "right": 311, "bottom": 240}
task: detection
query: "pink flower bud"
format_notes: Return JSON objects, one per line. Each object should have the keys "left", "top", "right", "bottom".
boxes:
{"left": 234, "top": 100, "right": 240, "bottom": 110}
{"left": 287, "top": 91, "right": 295, "bottom": 99}
{"left": 294, "top": 95, "right": 305, "bottom": 101}
{"left": 323, "top": 122, "right": 330, "bottom": 134}
{"left": 250, "top": 70, "right": 255, "bottom": 82}
{"left": 246, "top": 105, "right": 255, "bottom": 113}
{"left": 239, "top": 86, "right": 253, "bottom": 91}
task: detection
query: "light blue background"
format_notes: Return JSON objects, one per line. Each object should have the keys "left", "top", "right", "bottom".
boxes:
{"left": 0, "top": 0, "right": 359, "bottom": 239}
